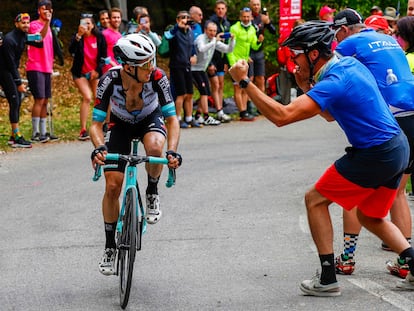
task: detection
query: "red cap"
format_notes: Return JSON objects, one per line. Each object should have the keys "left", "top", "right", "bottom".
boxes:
{"left": 364, "top": 15, "right": 389, "bottom": 31}
{"left": 319, "top": 6, "right": 336, "bottom": 19}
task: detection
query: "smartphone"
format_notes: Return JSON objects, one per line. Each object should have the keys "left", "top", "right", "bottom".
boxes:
{"left": 139, "top": 17, "right": 147, "bottom": 25}
{"left": 220, "top": 32, "right": 231, "bottom": 39}
{"left": 80, "top": 18, "right": 88, "bottom": 27}
{"left": 27, "top": 33, "right": 42, "bottom": 41}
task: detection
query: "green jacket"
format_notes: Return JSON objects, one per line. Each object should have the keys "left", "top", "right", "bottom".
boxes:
{"left": 227, "top": 21, "right": 261, "bottom": 66}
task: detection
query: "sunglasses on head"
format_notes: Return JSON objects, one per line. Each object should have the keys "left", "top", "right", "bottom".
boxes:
{"left": 178, "top": 15, "right": 190, "bottom": 20}
{"left": 81, "top": 13, "right": 93, "bottom": 18}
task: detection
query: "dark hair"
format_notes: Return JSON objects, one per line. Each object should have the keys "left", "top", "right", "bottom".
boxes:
{"left": 397, "top": 16, "right": 414, "bottom": 53}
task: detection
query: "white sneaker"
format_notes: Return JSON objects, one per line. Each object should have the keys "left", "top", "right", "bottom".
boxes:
{"left": 203, "top": 116, "right": 221, "bottom": 126}
{"left": 300, "top": 271, "right": 341, "bottom": 297}
{"left": 98, "top": 248, "right": 116, "bottom": 276}
{"left": 146, "top": 193, "right": 162, "bottom": 224}
{"left": 217, "top": 112, "right": 232, "bottom": 123}
{"left": 195, "top": 116, "right": 205, "bottom": 125}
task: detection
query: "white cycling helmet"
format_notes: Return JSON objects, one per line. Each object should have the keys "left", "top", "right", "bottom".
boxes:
{"left": 113, "top": 33, "right": 156, "bottom": 66}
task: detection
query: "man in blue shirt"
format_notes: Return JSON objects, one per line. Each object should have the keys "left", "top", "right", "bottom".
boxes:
{"left": 229, "top": 20, "right": 414, "bottom": 296}
{"left": 333, "top": 9, "right": 414, "bottom": 279}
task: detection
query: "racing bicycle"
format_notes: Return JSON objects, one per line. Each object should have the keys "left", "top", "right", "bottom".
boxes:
{"left": 93, "top": 139, "right": 175, "bottom": 309}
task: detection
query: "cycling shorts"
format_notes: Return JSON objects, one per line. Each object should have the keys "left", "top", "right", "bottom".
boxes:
{"left": 27, "top": 71, "right": 51, "bottom": 99}
{"left": 169, "top": 67, "right": 193, "bottom": 97}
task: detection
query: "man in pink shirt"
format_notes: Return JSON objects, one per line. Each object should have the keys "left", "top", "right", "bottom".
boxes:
{"left": 26, "top": 0, "right": 57, "bottom": 142}
{"left": 102, "top": 7, "right": 122, "bottom": 73}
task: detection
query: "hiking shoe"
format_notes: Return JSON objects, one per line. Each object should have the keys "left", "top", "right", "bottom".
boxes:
{"left": 7, "top": 135, "right": 14, "bottom": 145}
{"left": 239, "top": 112, "right": 255, "bottom": 121}
{"left": 12, "top": 136, "right": 32, "bottom": 148}
{"left": 46, "top": 132, "right": 60, "bottom": 141}
{"left": 335, "top": 254, "right": 355, "bottom": 275}
{"left": 78, "top": 129, "right": 90, "bottom": 141}
{"left": 146, "top": 193, "right": 162, "bottom": 224}
{"left": 386, "top": 257, "right": 410, "bottom": 278}
{"left": 300, "top": 271, "right": 341, "bottom": 297}
{"left": 217, "top": 112, "right": 231, "bottom": 123}
{"left": 180, "top": 121, "right": 190, "bottom": 129}
{"left": 203, "top": 116, "right": 221, "bottom": 126}
{"left": 31, "top": 132, "right": 40, "bottom": 143}
{"left": 397, "top": 272, "right": 414, "bottom": 290}
{"left": 98, "top": 248, "right": 116, "bottom": 276}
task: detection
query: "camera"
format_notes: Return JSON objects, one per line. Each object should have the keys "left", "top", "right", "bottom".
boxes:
{"left": 186, "top": 19, "right": 195, "bottom": 26}
{"left": 262, "top": 7, "right": 268, "bottom": 15}
{"left": 27, "top": 33, "right": 42, "bottom": 41}
{"left": 220, "top": 32, "right": 231, "bottom": 39}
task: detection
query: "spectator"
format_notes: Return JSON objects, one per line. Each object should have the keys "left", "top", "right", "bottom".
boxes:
{"left": 102, "top": 7, "right": 122, "bottom": 74}
{"left": 248, "top": 0, "right": 276, "bottom": 114}
{"left": 227, "top": 7, "right": 263, "bottom": 121}
{"left": 136, "top": 13, "right": 161, "bottom": 47}
{"left": 370, "top": 5, "right": 383, "bottom": 16}
{"left": 192, "top": 20, "right": 235, "bottom": 125}
{"left": 229, "top": 20, "right": 414, "bottom": 295}
{"left": 27, "top": 0, "right": 57, "bottom": 143}
{"left": 383, "top": 7, "right": 399, "bottom": 35}
{"left": 319, "top": 5, "right": 336, "bottom": 22}
{"left": 208, "top": 0, "right": 232, "bottom": 123}
{"left": 97, "top": 10, "right": 110, "bottom": 31}
{"left": 333, "top": 9, "right": 414, "bottom": 278}
{"left": 69, "top": 13, "right": 107, "bottom": 141}
{"left": 408, "top": 0, "right": 414, "bottom": 16}
{"left": 165, "top": 11, "right": 201, "bottom": 128}
{"left": 189, "top": 6, "right": 203, "bottom": 40}
{"left": 126, "top": 6, "right": 148, "bottom": 34}
{"left": 0, "top": 13, "right": 40, "bottom": 148}
{"left": 276, "top": 29, "right": 296, "bottom": 105}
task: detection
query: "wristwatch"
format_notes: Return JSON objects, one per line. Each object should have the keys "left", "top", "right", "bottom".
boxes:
{"left": 239, "top": 78, "right": 251, "bottom": 89}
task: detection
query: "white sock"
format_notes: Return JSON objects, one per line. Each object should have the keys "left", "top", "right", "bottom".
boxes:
{"left": 32, "top": 117, "right": 40, "bottom": 134}
{"left": 40, "top": 118, "right": 47, "bottom": 135}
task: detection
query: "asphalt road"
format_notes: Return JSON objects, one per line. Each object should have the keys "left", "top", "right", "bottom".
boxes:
{"left": 1, "top": 116, "right": 414, "bottom": 310}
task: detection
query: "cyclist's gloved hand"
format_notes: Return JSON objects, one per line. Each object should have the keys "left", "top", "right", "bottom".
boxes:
{"left": 91, "top": 145, "right": 108, "bottom": 166}
{"left": 166, "top": 150, "right": 182, "bottom": 168}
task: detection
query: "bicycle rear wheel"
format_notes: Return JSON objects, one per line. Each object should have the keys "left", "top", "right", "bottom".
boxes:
{"left": 119, "top": 188, "right": 137, "bottom": 309}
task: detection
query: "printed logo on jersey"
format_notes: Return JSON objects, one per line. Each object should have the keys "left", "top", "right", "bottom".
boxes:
{"left": 96, "top": 75, "right": 112, "bottom": 99}
{"left": 158, "top": 75, "right": 173, "bottom": 103}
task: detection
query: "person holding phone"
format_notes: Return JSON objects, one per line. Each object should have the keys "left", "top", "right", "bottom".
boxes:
{"left": 136, "top": 13, "right": 161, "bottom": 47}
{"left": 69, "top": 13, "right": 107, "bottom": 141}
{"left": 26, "top": 0, "right": 58, "bottom": 143}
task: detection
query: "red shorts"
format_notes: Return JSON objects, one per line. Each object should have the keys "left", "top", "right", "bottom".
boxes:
{"left": 315, "top": 164, "right": 398, "bottom": 218}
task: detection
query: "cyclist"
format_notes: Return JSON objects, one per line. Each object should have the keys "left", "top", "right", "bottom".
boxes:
{"left": 229, "top": 21, "right": 414, "bottom": 296}
{"left": 89, "top": 33, "right": 182, "bottom": 275}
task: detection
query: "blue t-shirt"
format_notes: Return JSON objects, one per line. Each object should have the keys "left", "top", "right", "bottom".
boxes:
{"left": 307, "top": 56, "right": 401, "bottom": 149}
{"left": 335, "top": 29, "right": 414, "bottom": 113}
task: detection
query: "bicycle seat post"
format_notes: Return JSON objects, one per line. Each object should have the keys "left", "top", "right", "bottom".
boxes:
{"left": 131, "top": 139, "right": 140, "bottom": 156}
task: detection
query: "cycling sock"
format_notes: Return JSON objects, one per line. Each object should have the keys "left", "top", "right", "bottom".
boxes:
{"left": 146, "top": 175, "right": 159, "bottom": 195}
{"left": 32, "top": 117, "right": 40, "bottom": 134}
{"left": 400, "top": 247, "right": 414, "bottom": 274}
{"left": 185, "top": 116, "right": 193, "bottom": 123}
{"left": 12, "top": 128, "right": 21, "bottom": 138}
{"left": 343, "top": 233, "right": 358, "bottom": 259}
{"left": 104, "top": 221, "right": 117, "bottom": 249}
{"left": 40, "top": 118, "right": 47, "bottom": 135}
{"left": 203, "top": 113, "right": 209, "bottom": 119}
{"left": 319, "top": 253, "right": 337, "bottom": 285}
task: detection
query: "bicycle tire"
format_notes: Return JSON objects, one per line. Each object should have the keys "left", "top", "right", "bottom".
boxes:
{"left": 119, "top": 188, "right": 137, "bottom": 309}
{"left": 136, "top": 182, "right": 143, "bottom": 251}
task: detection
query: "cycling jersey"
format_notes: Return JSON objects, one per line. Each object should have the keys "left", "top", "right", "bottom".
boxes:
{"left": 335, "top": 28, "right": 414, "bottom": 115}
{"left": 93, "top": 67, "right": 175, "bottom": 124}
{"left": 307, "top": 56, "right": 401, "bottom": 149}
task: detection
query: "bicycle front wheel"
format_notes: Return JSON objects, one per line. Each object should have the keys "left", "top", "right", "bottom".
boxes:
{"left": 119, "top": 188, "right": 137, "bottom": 309}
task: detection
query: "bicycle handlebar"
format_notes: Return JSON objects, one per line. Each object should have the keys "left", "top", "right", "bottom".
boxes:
{"left": 92, "top": 153, "right": 176, "bottom": 187}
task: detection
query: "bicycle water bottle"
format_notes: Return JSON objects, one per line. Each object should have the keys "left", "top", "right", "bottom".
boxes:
{"left": 386, "top": 69, "right": 398, "bottom": 85}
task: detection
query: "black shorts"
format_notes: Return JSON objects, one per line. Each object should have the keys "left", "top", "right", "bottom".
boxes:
{"left": 396, "top": 114, "right": 414, "bottom": 174}
{"left": 105, "top": 108, "right": 167, "bottom": 172}
{"left": 192, "top": 71, "right": 210, "bottom": 96}
{"left": 248, "top": 50, "right": 266, "bottom": 77}
{"left": 210, "top": 51, "right": 228, "bottom": 74}
{"left": 169, "top": 67, "right": 193, "bottom": 97}
{"left": 27, "top": 71, "right": 51, "bottom": 99}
